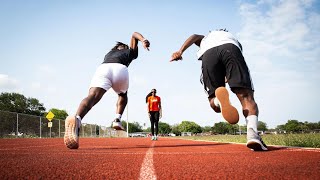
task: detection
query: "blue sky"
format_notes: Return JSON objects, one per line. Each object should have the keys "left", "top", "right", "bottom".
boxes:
{"left": 0, "top": 0, "right": 319, "bottom": 129}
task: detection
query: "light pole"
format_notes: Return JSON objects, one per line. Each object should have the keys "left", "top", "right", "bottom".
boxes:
{"left": 126, "top": 101, "right": 129, "bottom": 137}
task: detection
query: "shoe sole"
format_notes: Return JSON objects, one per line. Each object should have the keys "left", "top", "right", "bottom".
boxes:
{"left": 215, "top": 87, "right": 239, "bottom": 124}
{"left": 112, "top": 123, "right": 124, "bottom": 130}
{"left": 64, "top": 116, "right": 79, "bottom": 149}
{"left": 113, "top": 126, "right": 124, "bottom": 130}
{"left": 247, "top": 139, "right": 268, "bottom": 151}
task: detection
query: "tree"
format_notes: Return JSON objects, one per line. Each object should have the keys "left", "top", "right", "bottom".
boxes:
{"left": 212, "top": 122, "right": 239, "bottom": 134}
{"left": 178, "top": 121, "right": 202, "bottom": 134}
{"left": 171, "top": 124, "right": 181, "bottom": 136}
{"left": 306, "top": 122, "right": 320, "bottom": 131}
{"left": 226, "top": 123, "right": 239, "bottom": 135}
{"left": 258, "top": 121, "right": 268, "bottom": 131}
{"left": 0, "top": 92, "right": 46, "bottom": 116}
{"left": 284, "top": 120, "right": 301, "bottom": 133}
{"left": 202, "top": 126, "right": 213, "bottom": 133}
{"left": 158, "top": 122, "right": 172, "bottom": 134}
{"left": 122, "top": 121, "right": 143, "bottom": 133}
{"left": 276, "top": 124, "right": 285, "bottom": 131}
{"left": 144, "top": 127, "right": 151, "bottom": 132}
{"left": 212, "top": 122, "right": 229, "bottom": 134}
{"left": 47, "top": 108, "right": 68, "bottom": 120}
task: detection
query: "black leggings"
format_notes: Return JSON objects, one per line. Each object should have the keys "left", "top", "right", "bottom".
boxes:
{"left": 149, "top": 111, "right": 160, "bottom": 136}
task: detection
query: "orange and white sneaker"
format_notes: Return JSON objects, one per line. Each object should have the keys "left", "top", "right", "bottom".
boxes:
{"left": 215, "top": 87, "right": 239, "bottom": 124}
{"left": 64, "top": 116, "right": 81, "bottom": 149}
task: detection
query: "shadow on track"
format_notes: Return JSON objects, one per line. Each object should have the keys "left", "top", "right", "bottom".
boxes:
{"left": 84, "top": 142, "right": 229, "bottom": 150}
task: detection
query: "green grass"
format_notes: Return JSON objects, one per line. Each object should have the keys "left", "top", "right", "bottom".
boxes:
{"left": 176, "top": 133, "right": 320, "bottom": 148}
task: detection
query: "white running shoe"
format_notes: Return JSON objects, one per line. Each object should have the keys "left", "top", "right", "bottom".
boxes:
{"left": 215, "top": 87, "right": 239, "bottom": 124}
{"left": 64, "top": 116, "right": 81, "bottom": 149}
{"left": 246, "top": 128, "right": 268, "bottom": 151}
{"left": 112, "top": 118, "right": 124, "bottom": 130}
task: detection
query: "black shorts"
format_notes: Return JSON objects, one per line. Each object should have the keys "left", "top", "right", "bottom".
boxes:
{"left": 201, "top": 43, "right": 253, "bottom": 98}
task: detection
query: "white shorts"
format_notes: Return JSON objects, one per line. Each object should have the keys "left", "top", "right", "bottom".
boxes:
{"left": 90, "top": 63, "right": 129, "bottom": 94}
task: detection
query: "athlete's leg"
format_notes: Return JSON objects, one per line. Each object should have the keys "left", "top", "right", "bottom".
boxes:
{"left": 154, "top": 111, "right": 160, "bottom": 136}
{"left": 231, "top": 87, "right": 258, "bottom": 117}
{"left": 209, "top": 97, "right": 221, "bottom": 113}
{"left": 76, "top": 87, "right": 106, "bottom": 119}
{"left": 111, "top": 63, "right": 129, "bottom": 121}
{"left": 65, "top": 87, "right": 105, "bottom": 149}
{"left": 150, "top": 112, "right": 155, "bottom": 136}
{"left": 232, "top": 87, "right": 267, "bottom": 151}
{"left": 201, "top": 46, "right": 225, "bottom": 113}
{"left": 116, "top": 92, "right": 128, "bottom": 115}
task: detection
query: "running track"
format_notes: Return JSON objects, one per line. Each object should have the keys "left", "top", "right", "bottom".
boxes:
{"left": 0, "top": 138, "right": 319, "bottom": 179}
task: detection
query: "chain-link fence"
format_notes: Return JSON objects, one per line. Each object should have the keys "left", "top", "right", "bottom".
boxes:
{"left": 0, "top": 110, "right": 127, "bottom": 138}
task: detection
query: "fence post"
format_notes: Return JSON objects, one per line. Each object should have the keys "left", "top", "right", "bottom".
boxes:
{"left": 59, "top": 119, "right": 61, "bottom": 138}
{"left": 40, "top": 117, "right": 42, "bottom": 138}
{"left": 16, "top": 113, "right": 19, "bottom": 137}
{"left": 82, "top": 124, "right": 84, "bottom": 137}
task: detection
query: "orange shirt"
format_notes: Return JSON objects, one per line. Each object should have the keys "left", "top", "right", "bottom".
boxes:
{"left": 147, "top": 96, "right": 161, "bottom": 111}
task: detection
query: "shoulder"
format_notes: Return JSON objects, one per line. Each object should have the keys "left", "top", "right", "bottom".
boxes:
{"left": 129, "top": 48, "right": 138, "bottom": 58}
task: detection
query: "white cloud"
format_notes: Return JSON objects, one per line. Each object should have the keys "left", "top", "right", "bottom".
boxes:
{"left": 0, "top": 74, "right": 19, "bottom": 92}
{"left": 238, "top": 0, "right": 320, "bottom": 127}
{"left": 31, "top": 82, "right": 41, "bottom": 90}
{"left": 37, "top": 64, "right": 56, "bottom": 76}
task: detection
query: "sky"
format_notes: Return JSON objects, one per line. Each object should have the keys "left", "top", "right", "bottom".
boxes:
{"left": 0, "top": 0, "right": 319, "bottom": 129}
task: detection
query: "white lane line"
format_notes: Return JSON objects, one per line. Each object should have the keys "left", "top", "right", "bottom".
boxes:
{"left": 139, "top": 141, "right": 156, "bottom": 180}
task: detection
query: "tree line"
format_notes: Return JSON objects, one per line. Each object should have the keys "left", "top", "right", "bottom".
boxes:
{"left": 1, "top": 92, "right": 319, "bottom": 135}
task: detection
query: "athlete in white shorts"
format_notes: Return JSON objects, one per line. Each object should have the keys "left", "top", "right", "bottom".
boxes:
{"left": 64, "top": 32, "right": 150, "bottom": 149}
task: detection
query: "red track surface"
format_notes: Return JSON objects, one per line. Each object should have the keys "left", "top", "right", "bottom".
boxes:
{"left": 0, "top": 138, "right": 319, "bottom": 179}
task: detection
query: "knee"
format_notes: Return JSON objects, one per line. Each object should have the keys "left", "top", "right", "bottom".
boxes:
{"left": 242, "top": 102, "right": 259, "bottom": 117}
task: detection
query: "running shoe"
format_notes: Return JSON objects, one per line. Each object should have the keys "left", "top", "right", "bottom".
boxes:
{"left": 64, "top": 116, "right": 81, "bottom": 149}
{"left": 215, "top": 87, "right": 239, "bottom": 124}
{"left": 112, "top": 118, "right": 124, "bottom": 130}
{"left": 246, "top": 128, "right": 268, "bottom": 151}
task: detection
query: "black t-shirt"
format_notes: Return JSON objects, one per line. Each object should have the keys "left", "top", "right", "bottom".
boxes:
{"left": 103, "top": 48, "right": 138, "bottom": 67}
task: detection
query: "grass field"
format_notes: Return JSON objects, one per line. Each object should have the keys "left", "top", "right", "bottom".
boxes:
{"left": 176, "top": 133, "right": 320, "bottom": 148}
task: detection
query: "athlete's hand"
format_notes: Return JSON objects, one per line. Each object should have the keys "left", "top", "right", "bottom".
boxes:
{"left": 142, "top": 39, "right": 150, "bottom": 51}
{"left": 170, "top": 51, "right": 183, "bottom": 62}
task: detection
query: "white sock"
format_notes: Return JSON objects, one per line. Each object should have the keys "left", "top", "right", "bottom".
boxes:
{"left": 115, "top": 114, "right": 122, "bottom": 120}
{"left": 76, "top": 115, "right": 82, "bottom": 121}
{"left": 76, "top": 115, "right": 82, "bottom": 126}
{"left": 246, "top": 115, "right": 258, "bottom": 133}
{"left": 213, "top": 97, "right": 220, "bottom": 107}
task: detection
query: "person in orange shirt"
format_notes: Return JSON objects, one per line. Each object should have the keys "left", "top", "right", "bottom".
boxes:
{"left": 146, "top": 89, "right": 162, "bottom": 140}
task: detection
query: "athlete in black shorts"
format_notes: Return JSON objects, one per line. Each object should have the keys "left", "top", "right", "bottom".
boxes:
{"left": 170, "top": 29, "right": 267, "bottom": 151}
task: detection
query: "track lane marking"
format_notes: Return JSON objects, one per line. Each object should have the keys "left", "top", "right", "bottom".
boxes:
{"left": 139, "top": 141, "right": 156, "bottom": 180}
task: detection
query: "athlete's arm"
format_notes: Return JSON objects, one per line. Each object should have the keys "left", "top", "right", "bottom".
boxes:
{"left": 170, "top": 34, "right": 204, "bottom": 62}
{"left": 158, "top": 97, "right": 162, "bottom": 119}
{"left": 130, "top": 32, "right": 150, "bottom": 51}
{"left": 147, "top": 98, "right": 151, "bottom": 118}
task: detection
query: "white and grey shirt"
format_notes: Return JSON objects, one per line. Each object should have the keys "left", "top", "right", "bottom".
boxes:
{"left": 197, "top": 30, "right": 242, "bottom": 60}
